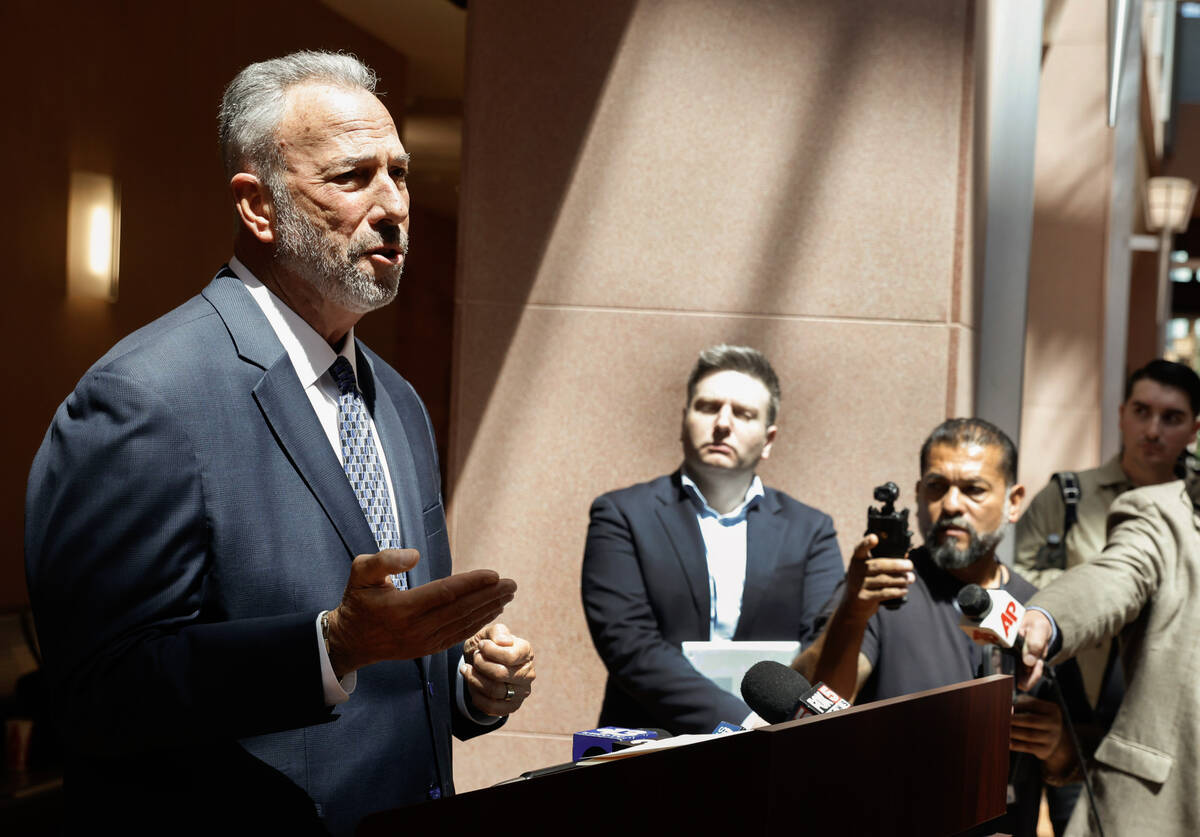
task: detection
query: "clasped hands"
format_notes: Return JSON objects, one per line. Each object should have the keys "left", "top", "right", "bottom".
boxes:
{"left": 325, "top": 548, "right": 535, "bottom": 715}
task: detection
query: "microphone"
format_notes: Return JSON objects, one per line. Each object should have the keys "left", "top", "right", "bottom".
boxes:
{"left": 496, "top": 727, "right": 669, "bottom": 783}
{"left": 956, "top": 583, "right": 1023, "bottom": 652}
{"left": 740, "top": 660, "right": 851, "bottom": 724}
{"left": 571, "top": 727, "right": 669, "bottom": 761}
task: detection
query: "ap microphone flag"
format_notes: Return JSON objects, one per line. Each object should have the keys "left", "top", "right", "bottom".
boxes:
{"left": 956, "top": 583, "right": 1023, "bottom": 651}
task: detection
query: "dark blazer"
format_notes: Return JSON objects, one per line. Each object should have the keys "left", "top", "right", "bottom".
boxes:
{"left": 24, "top": 269, "right": 495, "bottom": 836}
{"left": 581, "top": 471, "right": 843, "bottom": 733}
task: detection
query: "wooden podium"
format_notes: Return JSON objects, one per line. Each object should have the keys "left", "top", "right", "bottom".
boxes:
{"left": 359, "top": 675, "right": 1012, "bottom": 836}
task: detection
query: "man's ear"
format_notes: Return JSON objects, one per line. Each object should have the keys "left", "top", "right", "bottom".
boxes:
{"left": 759, "top": 425, "right": 778, "bottom": 461}
{"left": 231, "top": 173, "right": 275, "bottom": 244}
{"left": 1005, "top": 483, "right": 1026, "bottom": 523}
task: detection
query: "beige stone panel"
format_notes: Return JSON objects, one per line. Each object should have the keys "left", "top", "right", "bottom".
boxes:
{"left": 1048, "top": 0, "right": 1108, "bottom": 47}
{"left": 1021, "top": 35, "right": 1109, "bottom": 479}
{"left": 1016, "top": 404, "right": 1104, "bottom": 505}
{"left": 460, "top": 0, "right": 969, "bottom": 322}
{"left": 447, "top": 303, "right": 951, "bottom": 737}
{"left": 453, "top": 731, "right": 570, "bottom": 794}
{"left": 950, "top": 324, "right": 977, "bottom": 417}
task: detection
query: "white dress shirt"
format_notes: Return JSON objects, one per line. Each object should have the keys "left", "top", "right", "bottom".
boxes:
{"left": 230, "top": 258, "right": 490, "bottom": 721}
{"left": 679, "top": 470, "right": 768, "bottom": 728}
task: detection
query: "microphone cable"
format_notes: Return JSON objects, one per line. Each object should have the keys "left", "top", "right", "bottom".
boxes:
{"left": 1041, "top": 666, "right": 1105, "bottom": 837}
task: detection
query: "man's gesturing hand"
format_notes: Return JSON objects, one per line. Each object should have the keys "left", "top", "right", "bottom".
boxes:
{"left": 326, "top": 548, "right": 516, "bottom": 679}
{"left": 461, "top": 623, "right": 536, "bottom": 717}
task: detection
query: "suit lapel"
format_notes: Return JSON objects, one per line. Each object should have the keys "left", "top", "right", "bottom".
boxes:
{"left": 254, "top": 357, "right": 381, "bottom": 559}
{"left": 203, "top": 271, "right": 379, "bottom": 560}
{"left": 736, "top": 489, "right": 785, "bottom": 639}
{"left": 655, "top": 474, "right": 710, "bottom": 631}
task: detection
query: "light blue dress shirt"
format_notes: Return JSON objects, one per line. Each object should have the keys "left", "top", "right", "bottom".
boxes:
{"left": 679, "top": 471, "right": 765, "bottom": 640}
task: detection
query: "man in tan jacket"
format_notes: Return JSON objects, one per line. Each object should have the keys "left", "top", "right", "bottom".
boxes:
{"left": 1020, "top": 480, "right": 1200, "bottom": 836}
{"left": 1014, "top": 359, "right": 1200, "bottom": 832}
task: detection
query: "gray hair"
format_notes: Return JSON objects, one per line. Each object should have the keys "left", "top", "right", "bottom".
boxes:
{"left": 685, "top": 344, "right": 781, "bottom": 425}
{"left": 218, "top": 50, "right": 378, "bottom": 182}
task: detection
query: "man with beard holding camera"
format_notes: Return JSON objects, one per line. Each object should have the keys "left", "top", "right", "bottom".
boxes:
{"left": 794, "top": 418, "right": 1076, "bottom": 836}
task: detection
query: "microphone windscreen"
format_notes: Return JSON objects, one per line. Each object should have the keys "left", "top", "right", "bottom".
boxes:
{"left": 740, "top": 660, "right": 812, "bottom": 724}
{"left": 956, "top": 583, "right": 991, "bottom": 619}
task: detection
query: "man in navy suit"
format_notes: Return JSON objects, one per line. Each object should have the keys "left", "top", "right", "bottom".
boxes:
{"left": 581, "top": 346, "right": 844, "bottom": 733}
{"left": 25, "top": 52, "right": 534, "bottom": 835}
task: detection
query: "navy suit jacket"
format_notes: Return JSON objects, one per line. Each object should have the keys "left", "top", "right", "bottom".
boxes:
{"left": 24, "top": 270, "right": 495, "bottom": 835}
{"left": 581, "top": 471, "right": 844, "bottom": 733}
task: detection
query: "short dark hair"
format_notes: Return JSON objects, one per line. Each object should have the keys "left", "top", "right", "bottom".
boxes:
{"left": 685, "top": 345, "right": 781, "bottom": 425}
{"left": 1125, "top": 359, "right": 1200, "bottom": 416}
{"left": 919, "top": 418, "right": 1018, "bottom": 486}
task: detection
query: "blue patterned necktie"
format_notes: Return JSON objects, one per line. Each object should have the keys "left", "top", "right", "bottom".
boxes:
{"left": 329, "top": 356, "right": 406, "bottom": 589}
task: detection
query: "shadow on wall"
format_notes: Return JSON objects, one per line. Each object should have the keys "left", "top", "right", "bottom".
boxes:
{"left": 451, "top": 0, "right": 638, "bottom": 490}
{"left": 450, "top": 0, "right": 972, "bottom": 494}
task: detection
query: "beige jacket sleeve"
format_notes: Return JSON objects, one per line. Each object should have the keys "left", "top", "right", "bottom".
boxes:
{"left": 1028, "top": 486, "right": 1179, "bottom": 662}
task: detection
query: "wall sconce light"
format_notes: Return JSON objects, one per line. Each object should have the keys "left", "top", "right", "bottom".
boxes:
{"left": 1144, "top": 176, "right": 1196, "bottom": 234}
{"left": 1145, "top": 176, "right": 1197, "bottom": 352}
{"left": 67, "top": 171, "right": 120, "bottom": 301}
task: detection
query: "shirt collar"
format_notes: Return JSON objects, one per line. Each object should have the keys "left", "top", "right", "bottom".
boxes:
{"left": 1098, "top": 453, "right": 1135, "bottom": 490}
{"left": 228, "top": 256, "right": 356, "bottom": 387}
{"left": 680, "top": 470, "right": 764, "bottom": 521}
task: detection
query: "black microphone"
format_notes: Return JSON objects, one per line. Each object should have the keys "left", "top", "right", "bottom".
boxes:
{"left": 740, "top": 660, "right": 851, "bottom": 724}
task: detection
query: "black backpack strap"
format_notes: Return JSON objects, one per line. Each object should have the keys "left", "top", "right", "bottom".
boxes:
{"left": 1052, "top": 471, "right": 1081, "bottom": 538}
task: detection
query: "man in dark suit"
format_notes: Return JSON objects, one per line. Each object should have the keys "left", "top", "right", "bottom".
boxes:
{"left": 581, "top": 345, "right": 844, "bottom": 733}
{"left": 24, "top": 51, "right": 534, "bottom": 836}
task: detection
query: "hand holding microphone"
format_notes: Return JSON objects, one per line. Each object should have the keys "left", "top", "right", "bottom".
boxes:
{"left": 958, "top": 584, "right": 1054, "bottom": 690}
{"left": 1016, "top": 608, "right": 1054, "bottom": 691}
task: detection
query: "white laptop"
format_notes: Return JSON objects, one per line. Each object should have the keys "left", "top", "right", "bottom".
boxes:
{"left": 681, "top": 640, "right": 800, "bottom": 697}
